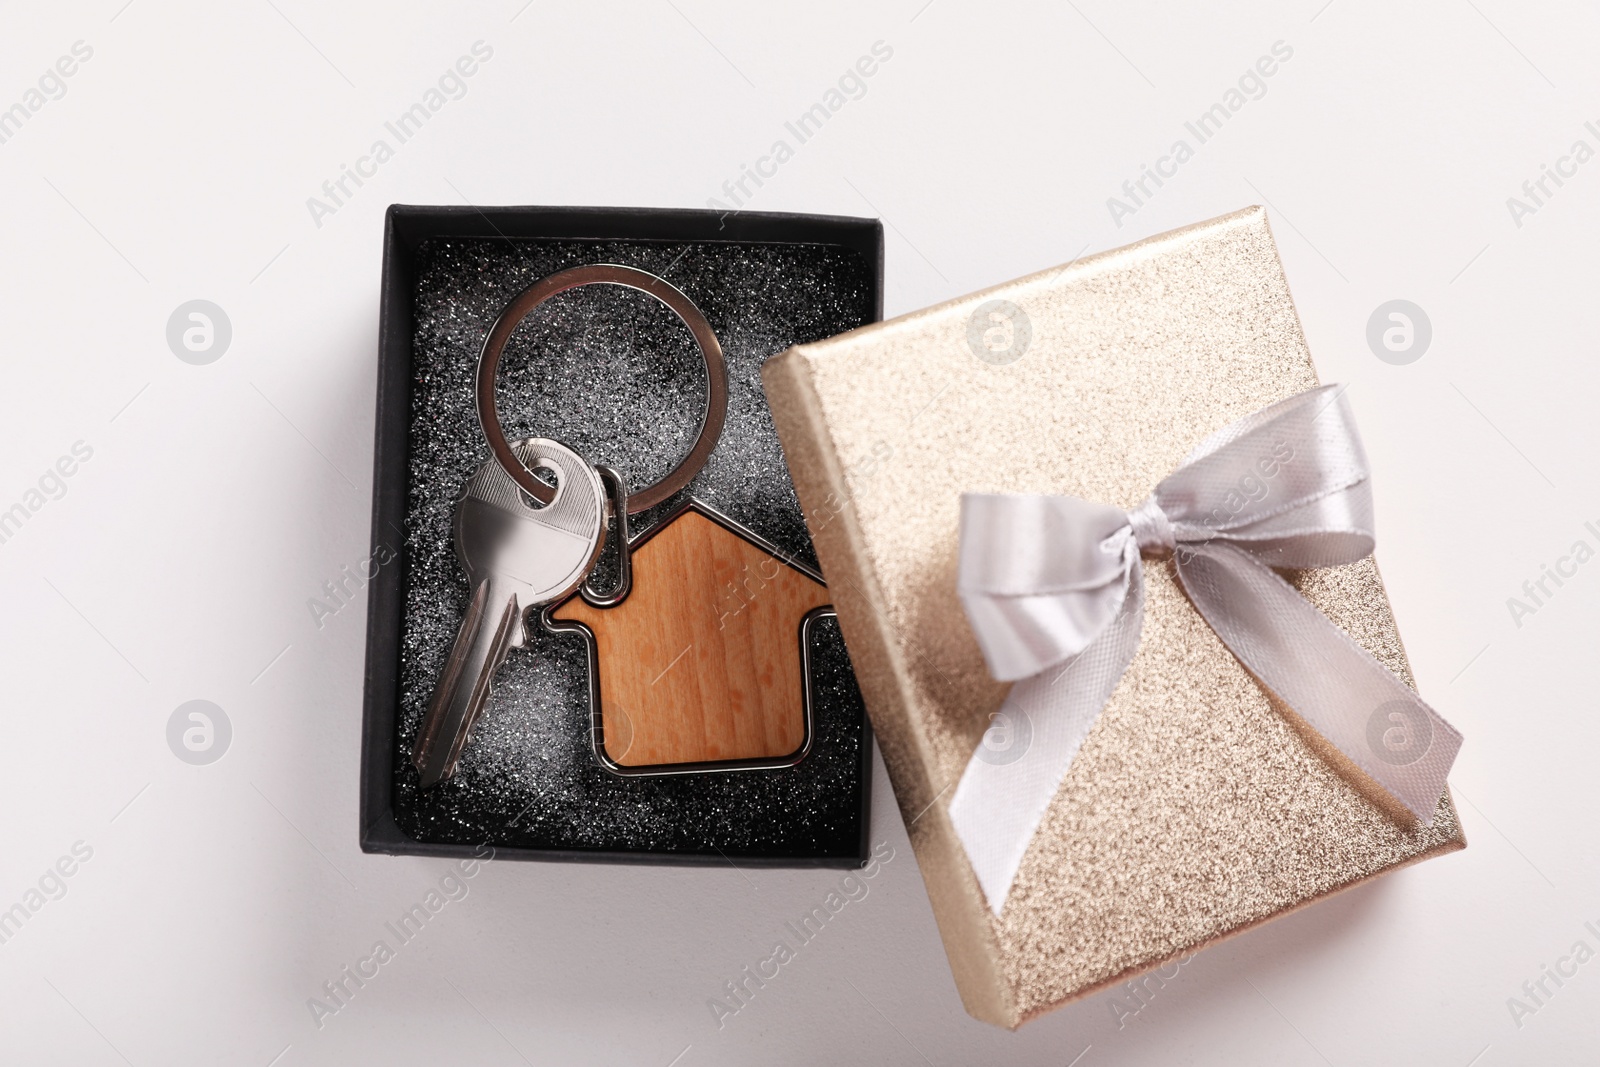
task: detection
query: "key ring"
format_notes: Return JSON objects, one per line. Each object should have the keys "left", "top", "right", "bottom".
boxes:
{"left": 475, "top": 263, "right": 728, "bottom": 515}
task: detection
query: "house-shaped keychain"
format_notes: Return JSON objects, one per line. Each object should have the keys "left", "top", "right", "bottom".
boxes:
{"left": 549, "top": 500, "right": 832, "bottom": 775}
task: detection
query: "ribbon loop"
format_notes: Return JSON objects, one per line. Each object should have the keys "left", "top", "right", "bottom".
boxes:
{"left": 950, "top": 384, "right": 1462, "bottom": 914}
{"left": 958, "top": 495, "right": 1136, "bottom": 683}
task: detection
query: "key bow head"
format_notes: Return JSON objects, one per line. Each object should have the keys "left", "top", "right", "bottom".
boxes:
{"left": 456, "top": 438, "right": 607, "bottom": 608}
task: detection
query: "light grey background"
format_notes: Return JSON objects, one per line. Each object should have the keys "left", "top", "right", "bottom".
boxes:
{"left": 0, "top": 1, "right": 1592, "bottom": 1063}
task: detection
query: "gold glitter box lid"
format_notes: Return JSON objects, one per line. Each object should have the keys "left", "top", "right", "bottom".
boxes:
{"left": 761, "top": 206, "right": 1465, "bottom": 1028}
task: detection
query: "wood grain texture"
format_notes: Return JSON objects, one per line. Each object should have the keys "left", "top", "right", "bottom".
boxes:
{"left": 551, "top": 508, "right": 830, "bottom": 767}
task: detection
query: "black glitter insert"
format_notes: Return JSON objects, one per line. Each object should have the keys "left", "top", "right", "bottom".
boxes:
{"left": 393, "top": 236, "right": 873, "bottom": 860}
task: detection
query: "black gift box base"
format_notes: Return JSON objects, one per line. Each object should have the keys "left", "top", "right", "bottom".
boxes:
{"left": 360, "top": 205, "right": 882, "bottom": 868}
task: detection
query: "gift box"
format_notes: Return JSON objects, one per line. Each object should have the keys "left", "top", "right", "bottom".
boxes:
{"left": 359, "top": 204, "right": 879, "bottom": 867}
{"left": 762, "top": 206, "right": 1465, "bottom": 1025}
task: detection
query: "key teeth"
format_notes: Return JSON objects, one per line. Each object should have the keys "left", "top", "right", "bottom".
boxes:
{"left": 413, "top": 726, "right": 445, "bottom": 786}
{"left": 415, "top": 726, "right": 473, "bottom": 790}
{"left": 413, "top": 723, "right": 455, "bottom": 788}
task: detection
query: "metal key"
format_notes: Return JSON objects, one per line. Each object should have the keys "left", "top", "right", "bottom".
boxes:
{"left": 412, "top": 437, "right": 606, "bottom": 788}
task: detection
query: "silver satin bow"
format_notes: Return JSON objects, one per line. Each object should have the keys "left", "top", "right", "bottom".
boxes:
{"left": 951, "top": 384, "right": 1462, "bottom": 913}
